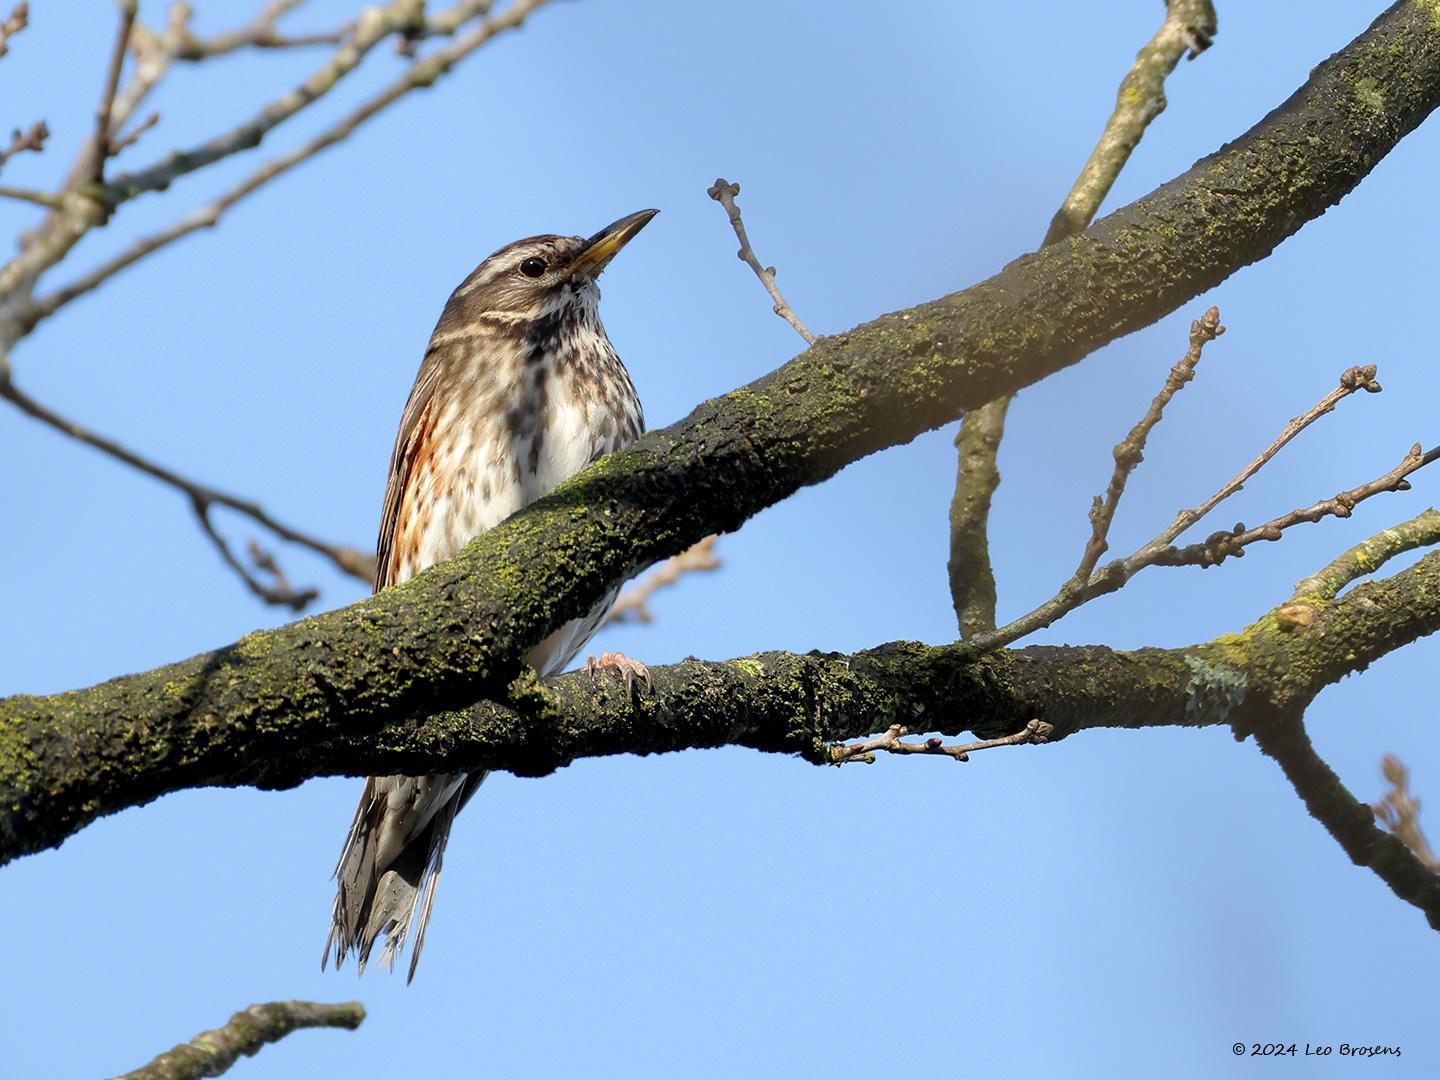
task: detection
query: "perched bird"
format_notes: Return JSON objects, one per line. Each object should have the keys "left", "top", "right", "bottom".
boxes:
{"left": 325, "top": 210, "right": 658, "bottom": 980}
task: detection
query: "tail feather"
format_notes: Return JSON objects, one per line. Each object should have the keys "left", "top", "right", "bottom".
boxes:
{"left": 325, "top": 770, "right": 487, "bottom": 981}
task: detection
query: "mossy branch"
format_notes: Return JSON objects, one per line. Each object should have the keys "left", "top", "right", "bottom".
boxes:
{"left": 6, "top": 539, "right": 1440, "bottom": 868}
{"left": 112, "top": 1000, "right": 365, "bottom": 1080}
{"left": 4, "top": 1, "right": 1440, "bottom": 863}
{"left": 948, "top": 0, "right": 1220, "bottom": 635}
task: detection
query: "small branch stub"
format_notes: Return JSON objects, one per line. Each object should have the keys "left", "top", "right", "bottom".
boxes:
{"left": 830, "top": 719, "right": 1053, "bottom": 766}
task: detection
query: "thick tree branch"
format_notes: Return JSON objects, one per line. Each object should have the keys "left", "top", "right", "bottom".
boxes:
{"left": 6, "top": 532, "right": 1440, "bottom": 866}
{"left": 948, "top": 0, "right": 1219, "bottom": 634}
{"left": 4, "top": 0, "right": 1440, "bottom": 862}
{"left": 113, "top": 1000, "right": 364, "bottom": 1080}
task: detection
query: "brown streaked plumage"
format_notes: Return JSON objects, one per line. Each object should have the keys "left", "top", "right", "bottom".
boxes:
{"left": 325, "top": 210, "right": 657, "bottom": 980}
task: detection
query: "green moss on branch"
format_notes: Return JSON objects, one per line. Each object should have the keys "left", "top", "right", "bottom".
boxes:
{"left": 3, "top": 1, "right": 1440, "bottom": 864}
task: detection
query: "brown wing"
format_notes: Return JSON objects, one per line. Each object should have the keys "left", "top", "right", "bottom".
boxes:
{"left": 374, "top": 355, "right": 443, "bottom": 593}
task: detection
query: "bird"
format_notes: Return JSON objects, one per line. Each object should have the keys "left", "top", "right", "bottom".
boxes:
{"left": 324, "top": 209, "right": 658, "bottom": 981}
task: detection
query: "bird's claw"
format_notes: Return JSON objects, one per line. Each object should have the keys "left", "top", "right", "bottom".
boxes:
{"left": 585, "top": 651, "right": 652, "bottom": 697}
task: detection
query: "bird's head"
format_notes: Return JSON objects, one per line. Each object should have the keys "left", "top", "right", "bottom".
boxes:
{"left": 442, "top": 209, "right": 658, "bottom": 326}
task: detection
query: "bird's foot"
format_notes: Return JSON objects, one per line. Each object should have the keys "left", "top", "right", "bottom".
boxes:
{"left": 585, "top": 651, "right": 652, "bottom": 697}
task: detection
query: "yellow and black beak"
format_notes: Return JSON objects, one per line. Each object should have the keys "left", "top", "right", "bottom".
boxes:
{"left": 571, "top": 209, "right": 658, "bottom": 279}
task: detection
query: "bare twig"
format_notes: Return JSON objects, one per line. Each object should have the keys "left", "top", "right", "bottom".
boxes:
{"left": 1143, "top": 362, "right": 1383, "bottom": 553}
{"left": 830, "top": 719, "right": 1053, "bottom": 766}
{"left": 173, "top": 0, "right": 354, "bottom": 60}
{"left": 0, "top": 373, "right": 373, "bottom": 601}
{"left": 0, "top": 0, "right": 480, "bottom": 308}
{"left": 706, "top": 178, "right": 816, "bottom": 345}
{"left": 91, "top": 1, "right": 139, "bottom": 184}
{"left": 1076, "top": 306, "right": 1225, "bottom": 581}
{"left": 1291, "top": 507, "right": 1440, "bottom": 601}
{"left": 108, "top": 111, "right": 160, "bottom": 158}
{"left": 14, "top": 0, "right": 552, "bottom": 334}
{"left": 193, "top": 501, "right": 320, "bottom": 612}
{"left": 0, "top": 184, "right": 60, "bottom": 209}
{"left": 0, "top": 1, "right": 27, "bottom": 59}
{"left": 1150, "top": 443, "right": 1439, "bottom": 569}
{"left": 965, "top": 357, "right": 1430, "bottom": 655}
{"left": 949, "top": 0, "right": 1219, "bottom": 636}
{"left": 1254, "top": 716, "right": 1440, "bottom": 931}
{"left": 607, "top": 535, "right": 721, "bottom": 624}
{"left": 0, "top": 119, "right": 48, "bottom": 172}
{"left": 1373, "top": 754, "right": 1440, "bottom": 872}
{"left": 113, "top": 999, "right": 365, "bottom": 1080}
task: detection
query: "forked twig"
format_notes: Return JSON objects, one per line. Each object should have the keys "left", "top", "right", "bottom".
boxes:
{"left": 1151, "top": 443, "right": 1439, "bottom": 569}
{"left": 1076, "top": 306, "right": 1224, "bottom": 581}
{"left": 964, "top": 334, "right": 1432, "bottom": 655}
{"left": 91, "top": 1, "right": 138, "bottom": 183}
{"left": 0, "top": 374, "right": 372, "bottom": 604}
{"left": 950, "top": 0, "right": 1220, "bottom": 637}
{"left": 1142, "top": 362, "right": 1383, "bottom": 554}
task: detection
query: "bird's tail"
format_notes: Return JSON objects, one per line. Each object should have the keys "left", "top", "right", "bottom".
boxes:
{"left": 324, "top": 770, "right": 487, "bottom": 982}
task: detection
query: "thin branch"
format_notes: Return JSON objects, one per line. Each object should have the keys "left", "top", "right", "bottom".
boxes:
{"left": 1044, "top": 0, "right": 1218, "bottom": 243}
{"left": 0, "top": 184, "right": 60, "bottom": 209}
{"left": 91, "top": 1, "right": 138, "bottom": 184}
{"left": 947, "top": 396, "right": 1009, "bottom": 637}
{"left": 1291, "top": 507, "right": 1440, "bottom": 601}
{"left": 1150, "top": 443, "right": 1439, "bottom": 569}
{"left": 172, "top": 1, "right": 354, "bottom": 60}
{"left": 1142, "top": 362, "right": 1383, "bottom": 553}
{"left": 1373, "top": 754, "right": 1440, "bottom": 872}
{"left": 1254, "top": 716, "right": 1440, "bottom": 932}
{"left": 1076, "top": 306, "right": 1224, "bottom": 581}
{"left": 966, "top": 362, "right": 1428, "bottom": 654}
{"left": 16, "top": 0, "right": 551, "bottom": 333}
{"left": 10, "top": 525, "right": 1440, "bottom": 867}
{"left": 108, "top": 111, "right": 161, "bottom": 158}
{"left": 114, "top": 1000, "right": 365, "bottom": 1080}
{"left": 948, "top": 0, "right": 1219, "bottom": 636}
{"left": 607, "top": 535, "right": 721, "bottom": 624}
{"left": 193, "top": 498, "right": 320, "bottom": 612}
{"left": 0, "top": 373, "right": 372, "bottom": 599}
{"left": 0, "top": 0, "right": 447, "bottom": 307}
{"left": 0, "top": 119, "right": 48, "bottom": 173}
{"left": 706, "top": 178, "right": 816, "bottom": 344}
{"left": 830, "top": 719, "right": 1052, "bottom": 766}
{"left": 0, "top": 1, "right": 27, "bottom": 59}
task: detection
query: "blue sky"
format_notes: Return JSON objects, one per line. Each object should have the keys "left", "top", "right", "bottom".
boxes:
{"left": 3, "top": 2, "right": 1439, "bottom": 1077}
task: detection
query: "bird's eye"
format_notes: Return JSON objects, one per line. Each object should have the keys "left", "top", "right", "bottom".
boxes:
{"left": 519, "top": 256, "right": 547, "bottom": 278}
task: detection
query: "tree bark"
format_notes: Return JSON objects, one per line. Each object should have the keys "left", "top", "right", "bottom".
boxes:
{"left": 4, "top": 1, "right": 1440, "bottom": 864}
